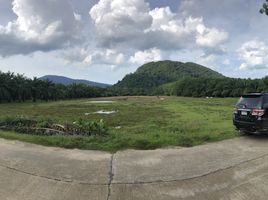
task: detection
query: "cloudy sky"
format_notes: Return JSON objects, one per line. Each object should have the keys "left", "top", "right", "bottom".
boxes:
{"left": 0, "top": 0, "right": 268, "bottom": 84}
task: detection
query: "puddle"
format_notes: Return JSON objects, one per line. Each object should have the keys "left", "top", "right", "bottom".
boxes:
{"left": 85, "top": 110, "right": 118, "bottom": 115}
{"left": 88, "top": 101, "right": 114, "bottom": 103}
{"left": 94, "top": 110, "right": 117, "bottom": 114}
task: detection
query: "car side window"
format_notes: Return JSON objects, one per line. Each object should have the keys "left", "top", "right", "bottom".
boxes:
{"left": 263, "top": 95, "right": 268, "bottom": 106}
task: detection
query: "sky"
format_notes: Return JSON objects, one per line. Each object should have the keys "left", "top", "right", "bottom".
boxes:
{"left": 0, "top": 0, "right": 268, "bottom": 84}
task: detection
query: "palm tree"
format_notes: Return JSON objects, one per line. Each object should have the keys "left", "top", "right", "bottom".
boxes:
{"left": 30, "top": 77, "right": 42, "bottom": 102}
{"left": 0, "top": 71, "right": 13, "bottom": 102}
{"left": 13, "top": 74, "right": 28, "bottom": 102}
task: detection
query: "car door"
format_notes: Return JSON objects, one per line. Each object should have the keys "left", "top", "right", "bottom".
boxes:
{"left": 262, "top": 94, "right": 268, "bottom": 128}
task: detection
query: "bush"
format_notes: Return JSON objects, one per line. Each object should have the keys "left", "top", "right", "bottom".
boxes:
{"left": 0, "top": 116, "right": 108, "bottom": 136}
{"left": 0, "top": 116, "right": 38, "bottom": 127}
{"left": 71, "top": 119, "right": 108, "bottom": 136}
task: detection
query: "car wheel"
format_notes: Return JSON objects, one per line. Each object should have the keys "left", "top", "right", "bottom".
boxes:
{"left": 238, "top": 130, "right": 252, "bottom": 135}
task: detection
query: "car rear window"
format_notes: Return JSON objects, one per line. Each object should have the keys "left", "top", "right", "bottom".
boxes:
{"left": 236, "top": 95, "right": 262, "bottom": 109}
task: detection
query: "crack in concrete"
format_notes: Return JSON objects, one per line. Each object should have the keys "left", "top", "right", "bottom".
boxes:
{"left": 1, "top": 151, "right": 268, "bottom": 188}
{"left": 112, "top": 152, "right": 268, "bottom": 185}
{"left": 106, "top": 153, "right": 115, "bottom": 200}
{"left": 0, "top": 163, "right": 108, "bottom": 186}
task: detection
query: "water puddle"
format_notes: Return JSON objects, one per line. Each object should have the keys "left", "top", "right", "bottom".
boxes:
{"left": 84, "top": 110, "right": 118, "bottom": 115}
{"left": 94, "top": 110, "right": 117, "bottom": 114}
{"left": 88, "top": 101, "right": 114, "bottom": 103}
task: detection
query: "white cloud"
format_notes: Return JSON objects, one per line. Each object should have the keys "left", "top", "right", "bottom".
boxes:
{"left": 237, "top": 40, "right": 268, "bottom": 70}
{"left": 196, "top": 27, "right": 228, "bottom": 48}
{"left": 0, "top": 0, "right": 82, "bottom": 56}
{"left": 148, "top": 7, "right": 175, "bottom": 30}
{"left": 129, "top": 48, "right": 163, "bottom": 65}
{"left": 197, "top": 54, "right": 217, "bottom": 69}
{"left": 84, "top": 49, "right": 125, "bottom": 65}
{"left": 88, "top": 0, "right": 229, "bottom": 71}
{"left": 62, "top": 47, "right": 89, "bottom": 64}
{"left": 89, "top": 0, "right": 152, "bottom": 47}
{"left": 223, "top": 58, "right": 230, "bottom": 65}
{"left": 0, "top": 0, "right": 230, "bottom": 75}
{"left": 63, "top": 47, "right": 125, "bottom": 67}
{"left": 89, "top": 0, "right": 228, "bottom": 53}
{"left": 73, "top": 12, "right": 82, "bottom": 21}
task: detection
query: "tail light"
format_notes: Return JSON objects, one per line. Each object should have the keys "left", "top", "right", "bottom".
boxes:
{"left": 233, "top": 108, "right": 238, "bottom": 114}
{"left": 251, "top": 109, "right": 265, "bottom": 116}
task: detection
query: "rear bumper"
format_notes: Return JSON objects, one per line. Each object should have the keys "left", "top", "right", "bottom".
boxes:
{"left": 233, "top": 118, "right": 267, "bottom": 133}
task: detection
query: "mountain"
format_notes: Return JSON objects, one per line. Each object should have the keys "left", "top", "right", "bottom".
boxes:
{"left": 112, "top": 60, "right": 224, "bottom": 95}
{"left": 39, "top": 75, "right": 111, "bottom": 88}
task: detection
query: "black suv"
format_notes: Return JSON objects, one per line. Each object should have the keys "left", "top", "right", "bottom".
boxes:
{"left": 233, "top": 93, "right": 268, "bottom": 134}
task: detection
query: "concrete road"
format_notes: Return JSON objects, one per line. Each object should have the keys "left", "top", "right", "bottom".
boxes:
{"left": 1, "top": 136, "right": 268, "bottom": 200}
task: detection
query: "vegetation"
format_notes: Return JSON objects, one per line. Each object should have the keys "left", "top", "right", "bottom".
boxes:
{"left": 159, "top": 77, "right": 268, "bottom": 97}
{"left": 0, "top": 71, "right": 105, "bottom": 103}
{"left": 260, "top": 0, "right": 268, "bottom": 15}
{"left": 2, "top": 61, "right": 268, "bottom": 102}
{"left": 0, "top": 96, "right": 237, "bottom": 152}
{"left": 0, "top": 116, "right": 108, "bottom": 136}
{"left": 0, "top": 61, "right": 265, "bottom": 151}
{"left": 111, "top": 60, "right": 224, "bottom": 95}
{"left": 39, "top": 75, "right": 110, "bottom": 88}
{"left": 110, "top": 60, "right": 268, "bottom": 97}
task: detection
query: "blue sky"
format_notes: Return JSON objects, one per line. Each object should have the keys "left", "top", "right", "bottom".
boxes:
{"left": 0, "top": 0, "right": 268, "bottom": 84}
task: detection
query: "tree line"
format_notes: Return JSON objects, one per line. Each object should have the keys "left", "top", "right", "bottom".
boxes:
{"left": 0, "top": 71, "right": 105, "bottom": 103}
{"left": 2, "top": 70, "right": 268, "bottom": 102}
{"left": 159, "top": 77, "right": 268, "bottom": 97}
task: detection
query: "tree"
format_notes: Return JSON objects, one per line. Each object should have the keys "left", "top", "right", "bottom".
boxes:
{"left": 260, "top": 0, "right": 268, "bottom": 15}
{"left": 0, "top": 71, "right": 105, "bottom": 103}
{"left": 0, "top": 72, "right": 11, "bottom": 102}
{"left": 30, "top": 77, "right": 41, "bottom": 102}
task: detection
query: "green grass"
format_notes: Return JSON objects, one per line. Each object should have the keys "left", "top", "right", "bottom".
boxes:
{"left": 0, "top": 96, "right": 238, "bottom": 152}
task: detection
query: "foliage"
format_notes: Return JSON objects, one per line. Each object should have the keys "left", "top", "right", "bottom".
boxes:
{"left": 110, "top": 60, "right": 268, "bottom": 97}
{"left": 110, "top": 60, "right": 224, "bottom": 95}
{"left": 73, "top": 119, "right": 108, "bottom": 136}
{"left": 260, "top": 0, "right": 268, "bottom": 15}
{"left": 0, "top": 116, "right": 108, "bottom": 136}
{"left": 3, "top": 61, "right": 268, "bottom": 100}
{"left": 0, "top": 116, "right": 50, "bottom": 135}
{"left": 0, "top": 71, "right": 105, "bottom": 103}
{"left": 0, "top": 116, "right": 38, "bottom": 127}
{"left": 171, "top": 77, "right": 268, "bottom": 97}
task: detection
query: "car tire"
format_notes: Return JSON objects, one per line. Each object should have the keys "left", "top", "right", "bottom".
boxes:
{"left": 238, "top": 130, "right": 252, "bottom": 135}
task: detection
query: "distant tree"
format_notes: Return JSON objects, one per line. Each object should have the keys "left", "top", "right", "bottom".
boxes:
{"left": 260, "top": 0, "right": 268, "bottom": 15}
{"left": 0, "top": 72, "right": 12, "bottom": 102}
{"left": 0, "top": 71, "right": 105, "bottom": 103}
{"left": 30, "top": 77, "right": 41, "bottom": 102}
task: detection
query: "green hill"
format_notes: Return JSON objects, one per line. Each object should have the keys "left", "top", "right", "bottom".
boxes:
{"left": 112, "top": 60, "right": 224, "bottom": 95}
{"left": 39, "top": 75, "right": 111, "bottom": 88}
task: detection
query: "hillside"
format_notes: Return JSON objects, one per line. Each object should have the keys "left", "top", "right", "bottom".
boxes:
{"left": 112, "top": 60, "right": 224, "bottom": 95}
{"left": 39, "top": 75, "right": 111, "bottom": 88}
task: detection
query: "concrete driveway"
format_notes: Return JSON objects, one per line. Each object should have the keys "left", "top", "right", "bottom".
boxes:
{"left": 1, "top": 136, "right": 268, "bottom": 200}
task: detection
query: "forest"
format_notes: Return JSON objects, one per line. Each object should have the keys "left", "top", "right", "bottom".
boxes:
{"left": 0, "top": 71, "right": 104, "bottom": 102}
{"left": 2, "top": 70, "right": 268, "bottom": 103}
{"left": 159, "top": 77, "right": 268, "bottom": 97}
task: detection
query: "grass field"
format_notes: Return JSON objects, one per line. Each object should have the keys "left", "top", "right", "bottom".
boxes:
{"left": 0, "top": 96, "right": 238, "bottom": 152}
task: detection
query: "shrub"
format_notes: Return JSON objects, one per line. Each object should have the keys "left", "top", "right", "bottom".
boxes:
{"left": 71, "top": 119, "right": 108, "bottom": 136}
{"left": 0, "top": 116, "right": 37, "bottom": 127}
{"left": 0, "top": 116, "right": 108, "bottom": 136}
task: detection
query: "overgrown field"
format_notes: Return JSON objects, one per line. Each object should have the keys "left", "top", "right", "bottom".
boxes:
{"left": 0, "top": 96, "right": 238, "bottom": 152}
